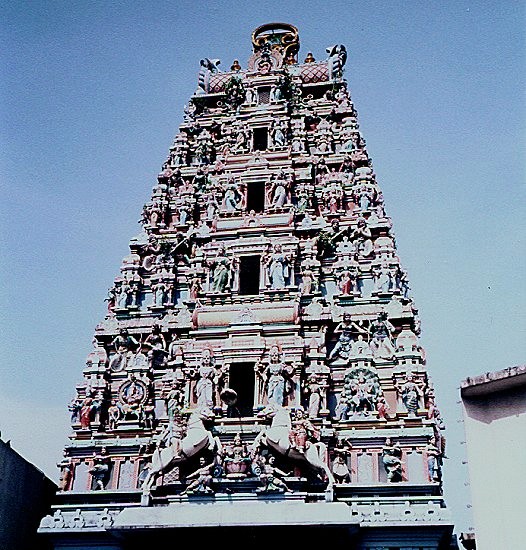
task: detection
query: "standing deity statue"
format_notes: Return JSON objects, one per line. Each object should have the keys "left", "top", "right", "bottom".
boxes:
{"left": 328, "top": 313, "right": 367, "bottom": 363}
{"left": 222, "top": 179, "right": 243, "bottom": 211}
{"left": 269, "top": 172, "right": 289, "bottom": 208}
{"left": 209, "top": 245, "right": 231, "bottom": 293}
{"left": 270, "top": 119, "right": 287, "bottom": 148}
{"left": 144, "top": 324, "right": 167, "bottom": 369}
{"left": 372, "top": 263, "right": 392, "bottom": 294}
{"left": 349, "top": 218, "right": 373, "bottom": 258}
{"left": 265, "top": 243, "right": 291, "bottom": 289}
{"left": 369, "top": 312, "right": 396, "bottom": 359}
{"left": 256, "top": 345, "right": 295, "bottom": 407}
{"left": 331, "top": 441, "right": 352, "bottom": 484}
{"left": 304, "top": 373, "right": 327, "bottom": 418}
{"left": 424, "top": 437, "right": 442, "bottom": 481}
{"left": 89, "top": 448, "right": 110, "bottom": 490}
{"left": 382, "top": 438, "right": 403, "bottom": 482}
{"left": 191, "top": 349, "right": 224, "bottom": 410}
{"left": 288, "top": 408, "right": 319, "bottom": 454}
{"left": 57, "top": 451, "right": 74, "bottom": 491}
{"left": 395, "top": 373, "right": 426, "bottom": 416}
{"left": 109, "top": 328, "right": 139, "bottom": 372}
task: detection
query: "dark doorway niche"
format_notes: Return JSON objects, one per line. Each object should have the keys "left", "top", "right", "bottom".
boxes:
{"left": 239, "top": 255, "right": 260, "bottom": 295}
{"left": 253, "top": 127, "right": 268, "bottom": 151}
{"left": 228, "top": 363, "right": 255, "bottom": 417}
{"left": 246, "top": 181, "right": 265, "bottom": 213}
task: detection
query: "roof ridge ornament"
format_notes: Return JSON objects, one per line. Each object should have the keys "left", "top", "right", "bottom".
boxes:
{"left": 251, "top": 22, "right": 300, "bottom": 64}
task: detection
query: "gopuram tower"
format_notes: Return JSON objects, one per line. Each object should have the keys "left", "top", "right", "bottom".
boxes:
{"left": 40, "top": 24, "right": 455, "bottom": 550}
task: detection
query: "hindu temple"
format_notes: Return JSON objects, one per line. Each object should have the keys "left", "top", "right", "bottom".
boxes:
{"left": 39, "top": 23, "right": 455, "bottom": 549}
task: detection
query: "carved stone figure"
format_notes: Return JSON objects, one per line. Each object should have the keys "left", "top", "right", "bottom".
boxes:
{"left": 223, "top": 433, "right": 251, "bottom": 479}
{"left": 269, "top": 172, "right": 289, "bottom": 208}
{"left": 196, "top": 58, "right": 221, "bottom": 94}
{"left": 382, "top": 438, "right": 403, "bottom": 482}
{"left": 265, "top": 244, "right": 290, "bottom": 289}
{"left": 395, "top": 373, "right": 426, "bottom": 416}
{"left": 425, "top": 437, "right": 442, "bottom": 481}
{"left": 144, "top": 324, "right": 167, "bottom": 369}
{"left": 304, "top": 373, "right": 326, "bottom": 418}
{"left": 209, "top": 245, "right": 231, "bottom": 293}
{"left": 256, "top": 456, "right": 292, "bottom": 494}
{"left": 326, "top": 44, "right": 347, "bottom": 80}
{"left": 337, "top": 367, "right": 381, "bottom": 419}
{"left": 191, "top": 349, "right": 224, "bottom": 410}
{"left": 57, "top": 451, "right": 73, "bottom": 491}
{"left": 369, "top": 312, "right": 396, "bottom": 359}
{"left": 79, "top": 397, "right": 94, "bottom": 429}
{"left": 104, "top": 401, "right": 118, "bottom": 431}
{"left": 181, "top": 457, "right": 214, "bottom": 495}
{"left": 350, "top": 218, "right": 373, "bottom": 257}
{"left": 328, "top": 313, "right": 367, "bottom": 363}
{"left": 109, "top": 329, "right": 139, "bottom": 372}
{"left": 289, "top": 408, "right": 319, "bottom": 454}
{"left": 89, "top": 448, "right": 110, "bottom": 490}
{"left": 256, "top": 345, "right": 294, "bottom": 407}
{"left": 270, "top": 119, "right": 287, "bottom": 148}
{"left": 331, "top": 442, "right": 352, "bottom": 484}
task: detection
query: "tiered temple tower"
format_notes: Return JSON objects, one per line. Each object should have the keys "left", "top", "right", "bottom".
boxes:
{"left": 40, "top": 24, "right": 454, "bottom": 550}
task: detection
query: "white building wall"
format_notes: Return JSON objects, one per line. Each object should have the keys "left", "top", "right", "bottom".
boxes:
{"left": 462, "top": 385, "right": 526, "bottom": 550}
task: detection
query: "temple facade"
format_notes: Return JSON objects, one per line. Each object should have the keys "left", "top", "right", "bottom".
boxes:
{"left": 39, "top": 24, "right": 454, "bottom": 549}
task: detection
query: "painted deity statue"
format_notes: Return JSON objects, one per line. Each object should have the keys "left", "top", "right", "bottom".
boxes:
{"left": 257, "top": 345, "right": 295, "bottom": 407}
{"left": 209, "top": 245, "right": 231, "bottom": 293}
{"left": 265, "top": 243, "right": 290, "bottom": 289}
{"left": 191, "top": 349, "right": 224, "bottom": 410}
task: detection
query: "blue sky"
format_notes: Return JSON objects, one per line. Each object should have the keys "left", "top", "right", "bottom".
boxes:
{"left": 1, "top": 0, "right": 525, "bottom": 535}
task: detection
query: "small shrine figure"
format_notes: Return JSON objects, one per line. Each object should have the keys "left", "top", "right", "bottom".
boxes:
{"left": 223, "top": 433, "right": 252, "bottom": 479}
{"left": 107, "top": 400, "right": 121, "bottom": 430}
{"left": 165, "top": 379, "right": 185, "bottom": 419}
{"left": 346, "top": 370, "right": 380, "bottom": 416}
{"left": 191, "top": 349, "right": 224, "bottom": 410}
{"left": 222, "top": 178, "right": 243, "bottom": 211}
{"left": 189, "top": 276, "right": 202, "bottom": 301}
{"left": 328, "top": 313, "right": 367, "bottom": 363}
{"left": 424, "top": 437, "right": 442, "bottom": 482}
{"left": 270, "top": 119, "right": 287, "bottom": 148}
{"left": 57, "top": 451, "right": 74, "bottom": 492}
{"left": 376, "top": 395, "right": 390, "bottom": 420}
{"left": 289, "top": 408, "right": 319, "bottom": 454}
{"left": 256, "top": 456, "right": 292, "bottom": 494}
{"left": 144, "top": 324, "right": 167, "bottom": 369}
{"left": 268, "top": 172, "right": 289, "bottom": 208}
{"left": 395, "top": 373, "right": 426, "bottom": 416}
{"left": 181, "top": 457, "right": 214, "bottom": 495}
{"left": 159, "top": 413, "right": 187, "bottom": 459}
{"left": 79, "top": 396, "right": 94, "bottom": 429}
{"left": 369, "top": 312, "right": 396, "bottom": 359}
{"left": 349, "top": 218, "right": 373, "bottom": 258}
{"left": 256, "top": 345, "right": 295, "bottom": 407}
{"left": 304, "top": 373, "right": 327, "bottom": 418}
{"left": 109, "top": 328, "right": 139, "bottom": 372}
{"left": 372, "top": 262, "right": 392, "bottom": 294}
{"left": 209, "top": 245, "right": 231, "bottom": 293}
{"left": 68, "top": 398, "right": 81, "bottom": 424}
{"left": 89, "top": 448, "right": 110, "bottom": 491}
{"left": 264, "top": 243, "right": 291, "bottom": 289}
{"left": 105, "top": 287, "right": 116, "bottom": 314}
{"left": 331, "top": 441, "right": 352, "bottom": 484}
{"left": 299, "top": 266, "right": 317, "bottom": 295}
{"left": 167, "top": 335, "right": 185, "bottom": 368}
{"left": 382, "top": 438, "right": 403, "bottom": 482}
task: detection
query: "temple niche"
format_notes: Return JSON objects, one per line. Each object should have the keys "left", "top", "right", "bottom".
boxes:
{"left": 40, "top": 23, "right": 454, "bottom": 550}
